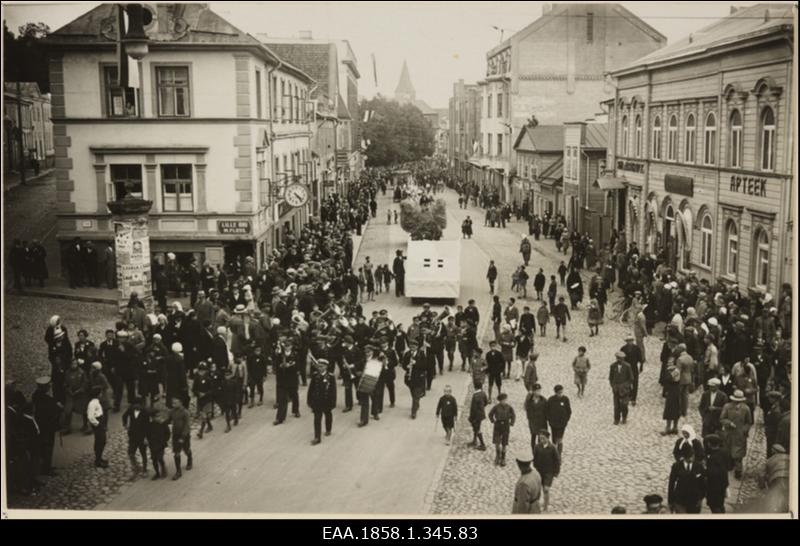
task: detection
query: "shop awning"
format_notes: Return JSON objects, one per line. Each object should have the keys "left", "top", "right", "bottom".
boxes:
{"left": 594, "top": 175, "right": 626, "bottom": 190}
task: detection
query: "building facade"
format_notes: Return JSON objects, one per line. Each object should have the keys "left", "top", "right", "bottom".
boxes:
{"left": 477, "top": 3, "right": 666, "bottom": 203}
{"left": 47, "top": 3, "right": 315, "bottom": 273}
{"left": 3, "top": 82, "right": 54, "bottom": 171}
{"left": 604, "top": 3, "right": 794, "bottom": 294}
{"left": 448, "top": 79, "right": 481, "bottom": 184}
{"left": 512, "top": 124, "right": 564, "bottom": 216}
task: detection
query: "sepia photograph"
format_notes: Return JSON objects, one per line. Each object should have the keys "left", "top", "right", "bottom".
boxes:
{"left": 1, "top": 0, "right": 797, "bottom": 522}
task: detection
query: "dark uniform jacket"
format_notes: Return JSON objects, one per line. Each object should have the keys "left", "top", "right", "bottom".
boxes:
{"left": 533, "top": 442, "right": 561, "bottom": 477}
{"left": 485, "top": 350, "right": 505, "bottom": 375}
{"left": 668, "top": 460, "right": 706, "bottom": 508}
{"left": 307, "top": 370, "right": 337, "bottom": 411}
{"left": 545, "top": 395, "right": 572, "bottom": 429}
{"left": 489, "top": 403, "right": 516, "bottom": 427}
{"left": 469, "top": 391, "right": 489, "bottom": 422}
{"left": 32, "top": 390, "right": 61, "bottom": 436}
{"left": 524, "top": 393, "right": 548, "bottom": 433}
{"left": 122, "top": 405, "right": 151, "bottom": 443}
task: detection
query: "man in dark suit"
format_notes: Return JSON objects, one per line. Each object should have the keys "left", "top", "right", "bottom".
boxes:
{"left": 402, "top": 340, "right": 429, "bottom": 419}
{"left": 698, "top": 377, "right": 728, "bottom": 437}
{"left": 668, "top": 445, "right": 707, "bottom": 513}
{"left": 342, "top": 336, "right": 363, "bottom": 413}
{"left": 67, "top": 237, "right": 85, "bottom": 288}
{"left": 619, "top": 336, "right": 643, "bottom": 405}
{"left": 485, "top": 341, "right": 505, "bottom": 400}
{"left": 609, "top": 351, "right": 634, "bottom": 425}
{"left": 464, "top": 299, "right": 481, "bottom": 329}
{"left": 212, "top": 327, "right": 230, "bottom": 371}
{"left": 392, "top": 250, "right": 406, "bottom": 297}
{"left": 83, "top": 241, "right": 99, "bottom": 287}
{"left": 122, "top": 398, "right": 151, "bottom": 478}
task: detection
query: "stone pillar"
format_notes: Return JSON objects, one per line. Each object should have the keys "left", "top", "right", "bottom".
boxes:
{"left": 108, "top": 198, "right": 154, "bottom": 313}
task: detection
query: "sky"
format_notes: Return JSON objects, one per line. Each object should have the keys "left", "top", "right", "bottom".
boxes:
{"left": 2, "top": 1, "right": 791, "bottom": 107}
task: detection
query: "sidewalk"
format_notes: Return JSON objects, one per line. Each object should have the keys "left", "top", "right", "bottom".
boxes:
{"left": 3, "top": 167, "right": 54, "bottom": 192}
{"left": 9, "top": 279, "right": 120, "bottom": 305}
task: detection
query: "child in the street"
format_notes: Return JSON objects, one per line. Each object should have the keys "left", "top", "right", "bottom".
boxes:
{"left": 572, "top": 346, "right": 591, "bottom": 398}
{"left": 558, "top": 261, "right": 568, "bottom": 286}
{"left": 552, "top": 296, "right": 571, "bottom": 342}
{"left": 537, "top": 301, "right": 550, "bottom": 337}
{"left": 387, "top": 209, "right": 392, "bottom": 224}
{"left": 468, "top": 381, "right": 489, "bottom": 451}
{"left": 146, "top": 409, "right": 171, "bottom": 480}
{"left": 587, "top": 299, "right": 602, "bottom": 337}
{"left": 382, "top": 265, "right": 394, "bottom": 293}
{"left": 393, "top": 210, "right": 398, "bottom": 224}
{"left": 488, "top": 392, "right": 516, "bottom": 466}
{"left": 436, "top": 385, "right": 458, "bottom": 445}
{"left": 514, "top": 331, "right": 532, "bottom": 381}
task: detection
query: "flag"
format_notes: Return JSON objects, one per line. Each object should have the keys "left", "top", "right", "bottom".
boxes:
{"left": 363, "top": 110, "right": 370, "bottom": 123}
{"left": 127, "top": 56, "right": 140, "bottom": 88}
{"left": 371, "top": 53, "right": 378, "bottom": 87}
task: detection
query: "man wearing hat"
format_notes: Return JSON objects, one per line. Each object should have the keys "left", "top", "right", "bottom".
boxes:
{"left": 307, "top": 358, "right": 337, "bottom": 445}
{"left": 32, "top": 376, "right": 61, "bottom": 476}
{"left": 393, "top": 250, "right": 406, "bottom": 297}
{"left": 698, "top": 378, "right": 728, "bottom": 437}
{"left": 609, "top": 351, "right": 634, "bottom": 425}
{"left": 667, "top": 444, "right": 706, "bottom": 513}
{"left": 511, "top": 447, "right": 542, "bottom": 514}
{"left": 620, "top": 336, "right": 643, "bottom": 405}
{"left": 642, "top": 494, "right": 668, "bottom": 514}
{"left": 402, "top": 340, "right": 428, "bottom": 419}
{"left": 704, "top": 434, "right": 729, "bottom": 513}
{"left": 720, "top": 389, "right": 753, "bottom": 480}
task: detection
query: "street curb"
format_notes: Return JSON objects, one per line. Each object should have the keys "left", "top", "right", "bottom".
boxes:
{"left": 10, "top": 288, "right": 118, "bottom": 306}
{"left": 3, "top": 168, "right": 55, "bottom": 192}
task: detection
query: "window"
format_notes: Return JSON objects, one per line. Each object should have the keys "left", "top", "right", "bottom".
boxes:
{"left": 667, "top": 115, "right": 678, "bottom": 161}
{"left": 161, "top": 164, "right": 193, "bottom": 212}
{"left": 110, "top": 164, "right": 143, "bottom": 200}
{"left": 487, "top": 134, "right": 493, "bottom": 156}
{"left": 685, "top": 113, "right": 696, "bottom": 163}
{"left": 156, "top": 66, "right": 190, "bottom": 117}
{"left": 255, "top": 69, "right": 262, "bottom": 118}
{"left": 634, "top": 115, "right": 643, "bottom": 157}
{"left": 729, "top": 110, "right": 742, "bottom": 168}
{"left": 754, "top": 228, "right": 770, "bottom": 288}
{"left": 280, "top": 80, "right": 286, "bottom": 121}
{"left": 497, "top": 133, "right": 503, "bottom": 155}
{"left": 704, "top": 112, "right": 716, "bottom": 165}
{"left": 726, "top": 220, "right": 738, "bottom": 276}
{"left": 652, "top": 116, "right": 662, "bottom": 159}
{"left": 760, "top": 107, "right": 775, "bottom": 171}
{"left": 272, "top": 75, "right": 278, "bottom": 119}
{"left": 700, "top": 213, "right": 713, "bottom": 267}
{"left": 621, "top": 115, "right": 629, "bottom": 155}
{"left": 497, "top": 93, "right": 503, "bottom": 117}
{"left": 103, "top": 66, "right": 138, "bottom": 117}
{"left": 487, "top": 94, "right": 492, "bottom": 118}
{"left": 565, "top": 148, "right": 571, "bottom": 178}
{"left": 586, "top": 12, "right": 594, "bottom": 42}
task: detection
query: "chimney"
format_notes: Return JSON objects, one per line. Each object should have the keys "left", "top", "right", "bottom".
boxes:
{"left": 298, "top": 30, "right": 313, "bottom": 39}
{"left": 542, "top": 3, "right": 552, "bottom": 16}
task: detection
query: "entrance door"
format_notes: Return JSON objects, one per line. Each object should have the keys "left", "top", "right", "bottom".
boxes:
{"left": 663, "top": 204, "right": 678, "bottom": 270}
{"left": 224, "top": 242, "right": 256, "bottom": 271}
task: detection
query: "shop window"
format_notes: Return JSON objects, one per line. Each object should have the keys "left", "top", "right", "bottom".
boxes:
{"left": 156, "top": 66, "right": 190, "bottom": 117}
{"left": 110, "top": 164, "right": 143, "bottom": 200}
{"left": 760, "top": 107, "right": 775, "bottom": 172}
{"left": 729, "top": 109, "right": 743, "bottom": 168}
{"left": 704, "top": 112, "right": 716, "bottom": 165}
{"left": 161, "top": 164, "right": 193, "bottom": 212}
{"left": 700, "top": 213, "right": 713, "bottom": 268}
{"left": 634, "top": 115, "right": 643, "bottom": 158}
{"left": 685, "top": 113, "right": 696, "bottom": 163}
{"left": 726, "top": 219, "right": 738, "bottom": 276}
{"left": 667, "top": 115, "right": 678, "bottom": 161}
{"left": 621, "top": 115, "right": 629, "bottom": 156}
{"left": 652, "top": 116, "right": 662, "bottom": 160}
{"left": 754, "top": 228, "right": 770, "bottom": 289}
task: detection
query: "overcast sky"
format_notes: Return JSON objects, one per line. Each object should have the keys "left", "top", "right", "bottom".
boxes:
{"left": 2, "top": 1, "right": 791, "bottom": 107}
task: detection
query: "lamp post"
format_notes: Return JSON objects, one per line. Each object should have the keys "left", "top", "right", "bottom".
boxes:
{"left": 108, "top": 4, "right": 153, "bottom": 312}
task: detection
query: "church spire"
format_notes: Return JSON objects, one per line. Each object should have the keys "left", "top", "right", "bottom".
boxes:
{"left": 394, "top": 60, "right": 416, "bottom": 104}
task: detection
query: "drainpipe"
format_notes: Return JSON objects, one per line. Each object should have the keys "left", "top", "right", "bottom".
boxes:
{"left": 307, "top": 83, "right": 318, "bottom": 216}
{"left": 267, "top": 58, "right": 283, "bottom": 248}
{"left": 582, "top": 149, "right": 590, "bottom": 237}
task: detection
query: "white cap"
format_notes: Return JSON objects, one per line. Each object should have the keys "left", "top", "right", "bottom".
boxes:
{"left": 171, "top": 342, "right": 183, "bottom": 353}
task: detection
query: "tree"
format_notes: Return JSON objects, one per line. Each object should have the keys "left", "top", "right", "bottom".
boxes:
{"left": 19, "top": 22, "right": 51, "bottom": 39}
{"left": 3, "top": 22, "right": 50, "bottom": 92}
{"left": 360, "top": 97, "right": 434, "bottom": 167}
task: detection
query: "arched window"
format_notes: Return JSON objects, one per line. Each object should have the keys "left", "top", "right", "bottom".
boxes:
{"left": 760, "top": 107, "right": 776, "bottom": 171}
{"left": 754, "top": 228, "right": 770, "bottom": 288}
{"left": 621, "top": 115, "right": 629, "bottom": 156}
{"left": 729, "top": 110, "right": 743, "bottom": 168}
{"left": 635, "top": 115, "right": 643, "bottom": 157}
{"left": 700, "top": 213, "right": 713, "bottom": 267}
{"left": 685, "top": 113, "right": 696, "bottom": 163}
{"left": 704, "top": 113, "right": 717, "bottom": 165}
{"left": 726, "top": 220, "right": 738, "bottom": 276}
{"left": 667, "top": 115, "right": 678, "bottom": 161}
{"left": 652, "top": 116, "right": 662, "bottom": 159}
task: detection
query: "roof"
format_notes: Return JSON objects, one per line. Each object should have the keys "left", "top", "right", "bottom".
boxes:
{"left": 395, "top": 60, "right": 415, "bottom": 97}
{"left": 513, "top": 125, "right": 565, "bottom": 153}
{"left": 262, "top": 41, "right": 336, "bottom": 98}
{"left": 414, "top": 99, "right": 436, "bottom": 115}
{"left": 612, "top": 4, "right": 794, "bottom": 74}
{"left": 4, "top": 82, "right": 46, "bottom": 99}
{"left": 337, "top": 94, "right": 352, "bottom": 120}
{"left": 583, "top": 123, "right": 608, "bottom": 149}
{"left": 539, "top": 158, "right": 563, "bottom": 184}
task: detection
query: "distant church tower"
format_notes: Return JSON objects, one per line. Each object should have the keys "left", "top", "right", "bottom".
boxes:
{"left": 394, "top": 60, "right": 416, "bottom": 104}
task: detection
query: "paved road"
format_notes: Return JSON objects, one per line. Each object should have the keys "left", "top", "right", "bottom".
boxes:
{"left": 102, "top": 189, "right": 492, "bottom": 514}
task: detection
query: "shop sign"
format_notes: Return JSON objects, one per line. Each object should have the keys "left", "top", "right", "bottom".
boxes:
{"left": 664, "top": 174, "right": 694, "bottom": 197}
{"left": 617, "top": 160, "right": 645, "bottom": 174}
{"left": 729, "top": 175, "right": 768, "bottom": 198}
{"left": 218, "top": 220, "right": 251, "bottom": 235}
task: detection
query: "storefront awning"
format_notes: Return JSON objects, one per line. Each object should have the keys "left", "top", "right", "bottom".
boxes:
{"left": 594, "top": 175, "right": 626, "bottom": 190}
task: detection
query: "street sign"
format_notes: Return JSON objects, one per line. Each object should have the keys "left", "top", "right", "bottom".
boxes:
{"left": 218, "top": 220, "right": 251, "bottom": 235}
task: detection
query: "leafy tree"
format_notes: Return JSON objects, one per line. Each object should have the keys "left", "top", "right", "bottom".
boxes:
{"left": 360, "top": 97, "right": 434, "bottom": 167}
{"left": 3, "top": 22, "right": 50, "bottom": 92}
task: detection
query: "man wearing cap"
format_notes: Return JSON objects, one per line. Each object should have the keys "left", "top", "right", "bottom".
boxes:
{"left": 274, "top": 338, "right": 301, "bottom": 425}
{"left": 609, "top": 351, "right": 634, "bottom": 425}
{"left": 122, "top": 397, "right": 151, "bottom": 477}
{"left": 307, "top": 358, "right": 337, "bottom": 444}
{"left": 720, "top": 389, "right": 753, "bottom": 480}
{"left": 642, "top": 494, "right": 668, "bottom": 514}
{"left": 341, "top": 336, "right": 362, "bottom": 413}
{"left": 545, "top": 385, "right": 571, "bottom": 457}
{"left": 32, "top": 376, "right": 61, "bottom": 476}
{"left": 704, "top": 434, "right": 729, "bottom": 513}
{"left": 512, "top": 448, "right": 542, "bottom": 514}
{"left": 620, "top": 336, "right": 642, "bottom": 405}
{"left": 402, "top": 340, "right": 428, "bottom": 419}
{"left": 393, "top": 250, "right": 406, "bottom": 297}
{"left": 698, "top": 378, "right": 728, "bottom": 437}
{"left": 667, "top": 444, "right": 706, "bottom": 513}
{"left": 489, "top": 393, "right": 516, "bottom": 466}
{"left": 485, "top": 341, "right": 505, "bottom": 401}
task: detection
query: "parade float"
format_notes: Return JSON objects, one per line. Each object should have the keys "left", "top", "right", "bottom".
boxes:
{"left": 400, "top": 191, "right": 460, "bottom": 300}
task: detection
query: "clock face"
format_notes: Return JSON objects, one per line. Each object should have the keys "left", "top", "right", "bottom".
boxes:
{"left": 284, "top": 183, "right": 309, "bottom": 208}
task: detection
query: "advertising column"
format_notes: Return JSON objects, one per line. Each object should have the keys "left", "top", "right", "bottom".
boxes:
{"left": 109, "top": 199, "right": 154, "bottom": 312}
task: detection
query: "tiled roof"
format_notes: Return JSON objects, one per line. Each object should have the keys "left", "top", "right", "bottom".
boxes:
{"left": 612, "top": 3, "right": 793, "bottom": 73}
{"left": 48, "top": 4, "right": 270, "bottom": 50}
{"left": 583, "top": 123, "right": 608, "bottom": 149}
{"left": 539, "top": 157, "right": 563, "bottom": 182}
{"left": 262, "top": 42, "right": 336, "bottom": 99}
{"left": 513, "top": 125, "right": 564, "bottom": 152}
{"left": 414, "top": 99, "right": 436, "bottom": 115}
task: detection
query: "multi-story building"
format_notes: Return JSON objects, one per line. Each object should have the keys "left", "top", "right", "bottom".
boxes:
{"left": 474, "top": 3, "right": 666, "bottom": 203}
{"left": 47, "top": 3, "right": 314, "bottom": 272}
{"left": 602, "top": 3, "right": 794, "bottom": 294}
{"left": 512, "top": 124, "right": 564, "bottom": 216}
{"left": 3, "top": 82, "right": 54, "bottom": 171}
{"left": 449, "top": 79, "right": 481, "bottom": 184}
{"left": 563, "top": 121, "right": 611, "bottom": 245}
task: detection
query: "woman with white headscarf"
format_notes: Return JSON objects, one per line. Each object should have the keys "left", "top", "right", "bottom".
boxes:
{"left": 672, "top": 424, "right": 705, "bottom": 462}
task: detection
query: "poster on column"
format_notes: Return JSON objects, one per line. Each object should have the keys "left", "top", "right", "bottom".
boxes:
{"left": 114, "top": 217, "right": 153, "bottom": 310}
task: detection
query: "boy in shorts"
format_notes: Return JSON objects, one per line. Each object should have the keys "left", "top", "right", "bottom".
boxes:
{"left": 533, "top": 430, "right": 561, "bottom": 512}
{"left": 572, "top": 346, "right": 591, "bottom": 398}
{"left": 468, "top": 381, "right": 488, "bottom": 451}
{"left": 436, "top": 385, "right": 458, "bottom": 445}
{"left": 489, "top": 393, "right": 516, "bottom": 466}
{"left": 552, "top": 296, "right": 571, "bottom": 342}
